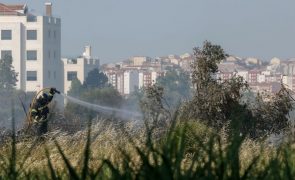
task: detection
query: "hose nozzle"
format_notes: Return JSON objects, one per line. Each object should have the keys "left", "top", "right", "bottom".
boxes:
{"left": 55, "top": 89, "right": 61, "bottom": 94}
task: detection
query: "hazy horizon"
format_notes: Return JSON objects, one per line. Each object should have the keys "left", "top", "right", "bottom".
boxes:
{"left": 2, "top": 0, "right": 295, "bottom": 63}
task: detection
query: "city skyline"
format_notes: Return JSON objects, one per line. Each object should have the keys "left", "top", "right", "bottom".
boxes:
{"left": 2, "top": 0, "right": 295, "bottom": 63}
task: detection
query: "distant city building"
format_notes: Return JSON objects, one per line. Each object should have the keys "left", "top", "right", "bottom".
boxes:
{"left": 236, "top": 70, "right": 249, "bottom": 82}
{"left": 265, "top": 74, "right": 282, "bottom": 83}
{"left": 138, "top": 71, "right": 163, "bottom": 89}
{"left": 270, "top": 57, "right": 281, "bottom": 65}
{"left": 131, "top": 56, "right": 152, "bottom": 66}
{"left": 249, "top": 82, "right": 281, "bottom": 95}
{"left": 248, "top": 70, "right": 260, "bottom": 83}
{"left": 245, "top": 57, "right": 261, "bottom": 66}
{"left": 123, "top": 70, "right": 139, "bottom": 95}
{"left": 0, "top": 3, "right": 63, "bottom": 92}
{"left": 103, "top": 51, "right": 295, "bottom": 97}
{"left": 62, "top": 46, "right": 100, "bottom": 93}
{"left": 179, "top": 57, "right": 193, "bottom": 72}
{"left": 116, "top": 72, "right": 124, "bottom": 95}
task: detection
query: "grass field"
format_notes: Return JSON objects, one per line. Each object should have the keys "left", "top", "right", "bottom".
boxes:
{"left": 0, "top": 118, "right": 294, "bottom": 179}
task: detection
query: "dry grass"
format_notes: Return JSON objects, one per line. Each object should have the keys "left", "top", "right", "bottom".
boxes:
{"left": 0, "top": 119, "right": 294, "bottom": 179}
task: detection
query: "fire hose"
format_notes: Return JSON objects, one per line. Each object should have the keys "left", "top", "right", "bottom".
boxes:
{"left": 26, "top": 87, "right": 60, "bottom": 126}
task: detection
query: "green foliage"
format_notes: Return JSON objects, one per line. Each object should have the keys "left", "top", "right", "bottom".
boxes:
{"left": 0, "top": 55, "right": 18, "bottom": 91}
{"left": 156, "top": 69, "right": 191, "bottom": 109}
{"left": 66, "top": 71, "right": 123, "bottom": 120}
{"left": 84, "top": 68, "right": 108, "bottom": 89}
{"left": 191, "top": 40, "right": 227, "bottom": 87}
{"left": 184, "top": 41, "right": 293, "bottom": 138}
{"left": 140, "top": 85, "right": 170, "bottom": 126}
{"left": 65, "top": 87, "right": 123, "bottom": 119}
{"left": 250, "top": 87, "right": 293, "bottom": 137}
{"left": 68, "top": 78, "right": 84, "bottom": 97}
{"left": 185, "top": 41, "right": 248, "bottom": 129}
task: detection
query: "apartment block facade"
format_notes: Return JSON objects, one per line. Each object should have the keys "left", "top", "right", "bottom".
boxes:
{"left": 0, "top": 3, "right": 63, "bottom": 92}
{"left": 62, "top": 46, "right": 100, "bottom": 93}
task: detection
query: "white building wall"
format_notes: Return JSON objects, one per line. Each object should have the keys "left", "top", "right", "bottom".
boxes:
{"left": 116, "top": 73, "right": 124, "bottom": 95}
{"left": 123, "top": 71, "right": 139, "bottom": 95}
{"left": 0, "top": 14, "right": 63, "bottom": 93}
{"left": 62, "top": 57, "right": 99, "bottom": 94}
{"left": 236, "top": 71, "right": 248, "bottom": 82}
{"left": 0, "top": 18, "right": 25, "bottom": 89}
{"left": 261, "top": 70, "right": 271, "bottom": 76}
{"left": 257, "top": 74, "right": 266, "bottom": 83}
{"left": 42, "top": 16, "right": 63, "bottom": 93}
{"left": 151, "top": 72, "right": 157, "bottom": 85}
{"left": 282, "top": 75, "right": 292, "bottom": 90}
{"left": 139, "top": 72, "right": 144, "bottom": 89}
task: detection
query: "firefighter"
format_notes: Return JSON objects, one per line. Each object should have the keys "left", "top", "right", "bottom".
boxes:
{"left": 31, "top": 87, "right": 60, "bottom": 136}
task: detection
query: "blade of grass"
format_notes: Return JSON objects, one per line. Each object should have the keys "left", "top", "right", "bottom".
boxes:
{"left": 54, "top": 140, "right": 79, "bottom": 180}
{"left": 45, "top": 148, "right": 58, "bottom": 180}
{"left": 81, "top": 119, "right": 92, "bottom": 179}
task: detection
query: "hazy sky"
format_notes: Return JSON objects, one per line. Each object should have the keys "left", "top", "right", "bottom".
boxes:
{"left": 3, "top": 0, "right": 295, "bottom": 63}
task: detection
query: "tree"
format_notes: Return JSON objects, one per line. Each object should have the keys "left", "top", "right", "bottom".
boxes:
{"left": 68, "top": 78, "right": 84, "bottom": 97}
{"left": 84, "top": 68, "right": 108, "bottom": 89}
{"left": 0, "top": 55, "right": 18, "bottom": 91}
{"left": 65, "top": 86, "right": 123, "bottom": 120}
{"left": 140, "top": 84, "right": 170, "bottom": 127}
{"left": 183, "top": 41, "right": 293, "bottom": 138}
{"left": 124, "top": 88, "right": 144, "bottom": 112}
{"left": 250, "top": 87, "right": 293, "bottom": 137}
{"left": 184, "top": 41, "right": 239, "bottom": 126}
{"left": 156, "top": 69, "right": 191, "bottom": 109}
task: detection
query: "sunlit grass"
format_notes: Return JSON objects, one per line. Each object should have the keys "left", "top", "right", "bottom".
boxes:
{"left": 0, "top": 115, "right": 294, "bottom": 179}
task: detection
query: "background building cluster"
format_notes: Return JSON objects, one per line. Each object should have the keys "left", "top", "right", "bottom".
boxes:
{"left": 102, "top": 55, "right": 193, "bottom": 95}
{"left": 1, "top": 2, "right": 294, "bottom": 102}
{"left": 216, "top": 56, "right": 295, "bottom": 95}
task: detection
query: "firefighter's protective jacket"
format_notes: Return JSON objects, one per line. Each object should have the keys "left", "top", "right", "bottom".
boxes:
{"left": 31, "top": 91, "right": 54, "bottom": 123}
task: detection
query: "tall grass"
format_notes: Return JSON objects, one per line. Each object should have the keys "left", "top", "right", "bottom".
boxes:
{"left": 0, "top": 113, "right": 295, "bottom": 179}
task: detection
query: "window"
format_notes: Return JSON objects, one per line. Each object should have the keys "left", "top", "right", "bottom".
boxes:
{"left": 48, "top": 30, "right": 51, "bottom": 38}
{"left": 48, "top": 71, "right": 51, "bottom": 79}
{"left": 27, "top": 15, "right": 37, "bottom": 22}
{"left": 54, "top": 51, "right": 56, "bottom": 58}
{"left": 1, "top": 50, "right": 12, "bottom": 60}
{"left": 53, "top": 30, "right": 56, "bottom": 38}
{"left": 67, "top": 71, "right": 77, "bottom": 81}
{"left": 48, "top": 50, "right": 51, "bottom": 59}
{"left": 27, "top": 71, "right": 37, "bottom": 81}
{"left": 27, "top": 50, "right": 37, "bottom": 60}
{"left": 54, "top": 71, "right": 56, "bottom": 79}
{"left": 27, "top": 30, "right": 37, "bottom": 40}
{"left": 1, "top": 30, "right": 12, "bottom": 40}
{"left": 67, "top": 59, "right": 77, "bottom": 64}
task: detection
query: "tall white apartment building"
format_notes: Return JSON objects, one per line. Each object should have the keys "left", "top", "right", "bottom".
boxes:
{"left": 62, "top": 46, "right": 100, "bottom": 93}
{"left": 0, "top": 3, "right": 63, "bottom": 92}
{"left": 123, "top": 70, "right": 139, "bottom": 95}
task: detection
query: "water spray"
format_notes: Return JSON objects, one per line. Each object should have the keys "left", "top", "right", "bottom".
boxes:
{"left": 60, "top": 93, "right": 142, "bottom": 120}
{"left": 27, "top": 87, "right": 142, "bottom": 126}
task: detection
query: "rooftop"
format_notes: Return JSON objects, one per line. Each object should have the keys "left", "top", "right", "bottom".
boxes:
{"left": 0, "top": 3, "right": 27, "bottom": 16}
